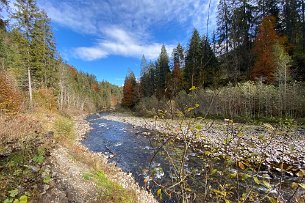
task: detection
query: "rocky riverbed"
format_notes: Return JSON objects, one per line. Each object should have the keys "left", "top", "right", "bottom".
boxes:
{"left": 43, "top": 114, "right": 157, "bottom": 203}
{"left": 99, "top": 112, "right": 305, "bottom": 175}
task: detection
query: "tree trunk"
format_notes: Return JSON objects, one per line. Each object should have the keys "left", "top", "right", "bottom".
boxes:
{"left": 28, "top": 67, "right": 33, "bottom": 107}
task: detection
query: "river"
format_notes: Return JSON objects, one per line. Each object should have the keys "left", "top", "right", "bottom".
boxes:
{"left": 82, "top": 113, "right": 304, "bottom": 202}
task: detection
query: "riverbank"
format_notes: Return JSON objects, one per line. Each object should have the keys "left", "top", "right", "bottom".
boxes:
{"left": 0, "top": 111, "right": 157, "bottom": 203}
{"left": 46, "top": 113, "right": 157, "bottom": 203}
{"left": 99, "top": 112, "right": 305, "bottom": 175}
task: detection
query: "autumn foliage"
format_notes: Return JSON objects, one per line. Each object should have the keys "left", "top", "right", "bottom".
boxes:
{"left": 122, "top": 71, "right": 138, "bottom": 108}
{"left": 0, "top": 72, "right": 23, "bottom": 114}
{"left": 251, "top": 16, "right": 279, "bottom": 83}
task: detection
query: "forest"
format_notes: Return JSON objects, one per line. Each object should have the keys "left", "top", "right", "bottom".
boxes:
{"left": 1, "top": 0, "right": 305, "bottom": 203}
{"left": 0, "top": 0, "right": 122, "bottom": 115}
{"left": 122, "top": 0, "right": 305, "bottom": 121}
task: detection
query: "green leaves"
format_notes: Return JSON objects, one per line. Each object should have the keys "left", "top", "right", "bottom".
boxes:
{"left": 4, "top": 189, "right": 28, "bottom": 203}
{"left": 8, "top": 189, "right": 19, "bottom": 198}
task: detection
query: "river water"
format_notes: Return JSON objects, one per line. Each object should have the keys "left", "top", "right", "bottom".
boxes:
{"left": 82, "top": 114, "right": 304, "bottom": 202}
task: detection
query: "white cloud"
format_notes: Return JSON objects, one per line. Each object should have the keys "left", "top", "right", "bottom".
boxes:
{"left": 38, "top": 0, "right": 219, "bottom": 61}
{"left": 74, "top": 27, "right": 175, "bottom": 61}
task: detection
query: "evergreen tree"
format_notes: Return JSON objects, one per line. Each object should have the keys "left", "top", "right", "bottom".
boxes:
{"left": 0, "top": 0, "right": 8, "bottom": 29}
{"left": 217, "top": 0, "right": 231, "bottom": 54}
{"left": 31, "top": 10, "right": 57, "bottom": 88}
{"left": 140, "top": 55, "right": 148, "bottom": 76}
{"left": 11, "top": 0, "right": 40, "bottom": 106}
{"left": 184, "top": 29, "right": 202, "bottom": 89}
{"left": 156, "top": 45, "right": 170, "bottom": 99}
{"left": 201, "top": 36, "right": 219, "bottom": 87}
{"left": 168, "top": 43, "right": 184, "bottom": 97}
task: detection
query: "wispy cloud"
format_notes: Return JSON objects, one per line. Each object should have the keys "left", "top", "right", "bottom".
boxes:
{"left": 39, "top": 0, "right": 219, "bottom": 61}
{"left": 74, "top": 27, "right": 176, "bottom": 61}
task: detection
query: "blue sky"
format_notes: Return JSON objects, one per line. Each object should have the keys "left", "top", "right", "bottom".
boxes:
{"left": 37, "top": 0, "right": 219, "bottom": 86}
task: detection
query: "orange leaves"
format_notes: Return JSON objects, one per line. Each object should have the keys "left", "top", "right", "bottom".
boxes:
{"left": 68, "top": 66, "right": 78, "bottom": 79}
{"left": 0, "top": 71, "right": 22, "bottom": 114}
{"left": 91, "top": 82, "right": 99, "bottom": 92}
{"left": 251, "top": 16, "right": 279, "bottom": 83}
{"left": 122, "top": 71, "right": 138, "bottom": 108}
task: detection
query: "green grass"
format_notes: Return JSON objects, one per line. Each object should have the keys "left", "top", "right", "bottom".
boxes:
{"left": 53, "top": 117, "right": 75, "bottom": 140}
{"left": 83, "top": 171, "right": 137, "bottom": 203}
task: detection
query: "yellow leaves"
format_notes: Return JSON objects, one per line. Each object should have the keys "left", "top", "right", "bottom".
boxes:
{"left": 263, "top": 123, "right": 275, "bottom": 131}
{"left": 157, "top": 188, "right": 163, "bottom": 200}
{"left": 210, "top": 169, "right": 218, "bottom": 175}
{"left": 238, "top": 162, "right": 245, "bottom": 170}
{"left": 262, "top": 180, "right": 272, "bottom": 189}
{"left": 253, "top": 176, "right": 260, "bottom": 184}
{"left": 296, "top": 169, "right": 305, "bottom": 178}
{"left": 189, "top": 86, "right": 197, "bottom": 91}
{"left": 268, "top": 197, "right": 277, "bottom": 203}
{"left": 229, "top": 172, "right": 237, "bottom": 178}
{"left": 186, "top": 107, "right": 194, "bottom": 112}
{"left": 211, "top": 189, "right": 227, "bottom": 196}
{"left": 299, "top": 183, "right": 305, "bottom": 190}
{"left": 291, "top": 182, "right": 299, "bottom": 190}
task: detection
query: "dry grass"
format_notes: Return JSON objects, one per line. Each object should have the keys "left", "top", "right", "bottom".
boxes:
{"left": 0, "top": 114, "right": 43, "bottom": 143}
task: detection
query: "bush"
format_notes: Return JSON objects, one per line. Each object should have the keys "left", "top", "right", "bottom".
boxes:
{"left": 0, "top": 71, "right": 22, "bottom": 114}
{"left": 174, "top": 81, "right": 305, "bottom": 119}
{"left": 135, "top": 96, "right": 159, "bottom": 117}
{"left": 33, "top": 88, "right": 57, "bottom": 111}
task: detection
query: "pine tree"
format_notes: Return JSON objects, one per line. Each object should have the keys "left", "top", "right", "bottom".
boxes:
{"left": 184, "top": 29, "right": 202, "bottom": 89}
{"left": 31, "top": 10, "right": 57, "bottom": 88}
{"left": 156, "top": 45, "right": 170, "bottom": 99}
{"left": 140, "top": 55, "right": 148, "bottom": 76}
{"left": 0, "top": 0, "right": 8, "bottom": 30}
{"left": 201, "top": 36, "right": 219, "bottom": 87}
{"left": 11, "top": 0, "right": 40, "bottom": 106}
{"left": 171, "top": 43, "right": 184, "bottom": 95}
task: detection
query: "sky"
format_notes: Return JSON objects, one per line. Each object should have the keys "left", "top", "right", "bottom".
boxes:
{"left": 37, "top": 0, "right": 219, "bottom": 86}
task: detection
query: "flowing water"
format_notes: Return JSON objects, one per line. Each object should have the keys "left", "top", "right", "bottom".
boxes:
{"left": 82, "top": 114, "right": 304, "bottom": 202}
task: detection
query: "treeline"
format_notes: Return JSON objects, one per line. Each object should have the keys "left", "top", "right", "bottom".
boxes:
{"left": 122, "top": 0, "right": 305, "bottom": 118}
{"left": 0, "top": 0, "right": 121, "bottom": 114}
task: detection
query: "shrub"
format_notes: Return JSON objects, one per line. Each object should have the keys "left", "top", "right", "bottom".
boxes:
{"left": 174, "top": 81, "right": 305, "bottom": 119}
{"left": 33, "top": 88, "right": 57, "bottom": 111}
{"left": 135, "top": 96, "right": 159, "bottom": 117}
{"left": 0, "top": 71, "right": 22, "bottom": 114}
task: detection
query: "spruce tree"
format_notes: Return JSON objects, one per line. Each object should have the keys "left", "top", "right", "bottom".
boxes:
{"left": 184, "top": 29, "right": 202, "bottom": 89}
{"left": 11, "top": 0, "right": 40, "bottom": 106}
{"left": 171, "top": 43, "right": 184, "bottom": 95}
{"left": 156, "top": 45, "right": 170, "bottom": 99}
